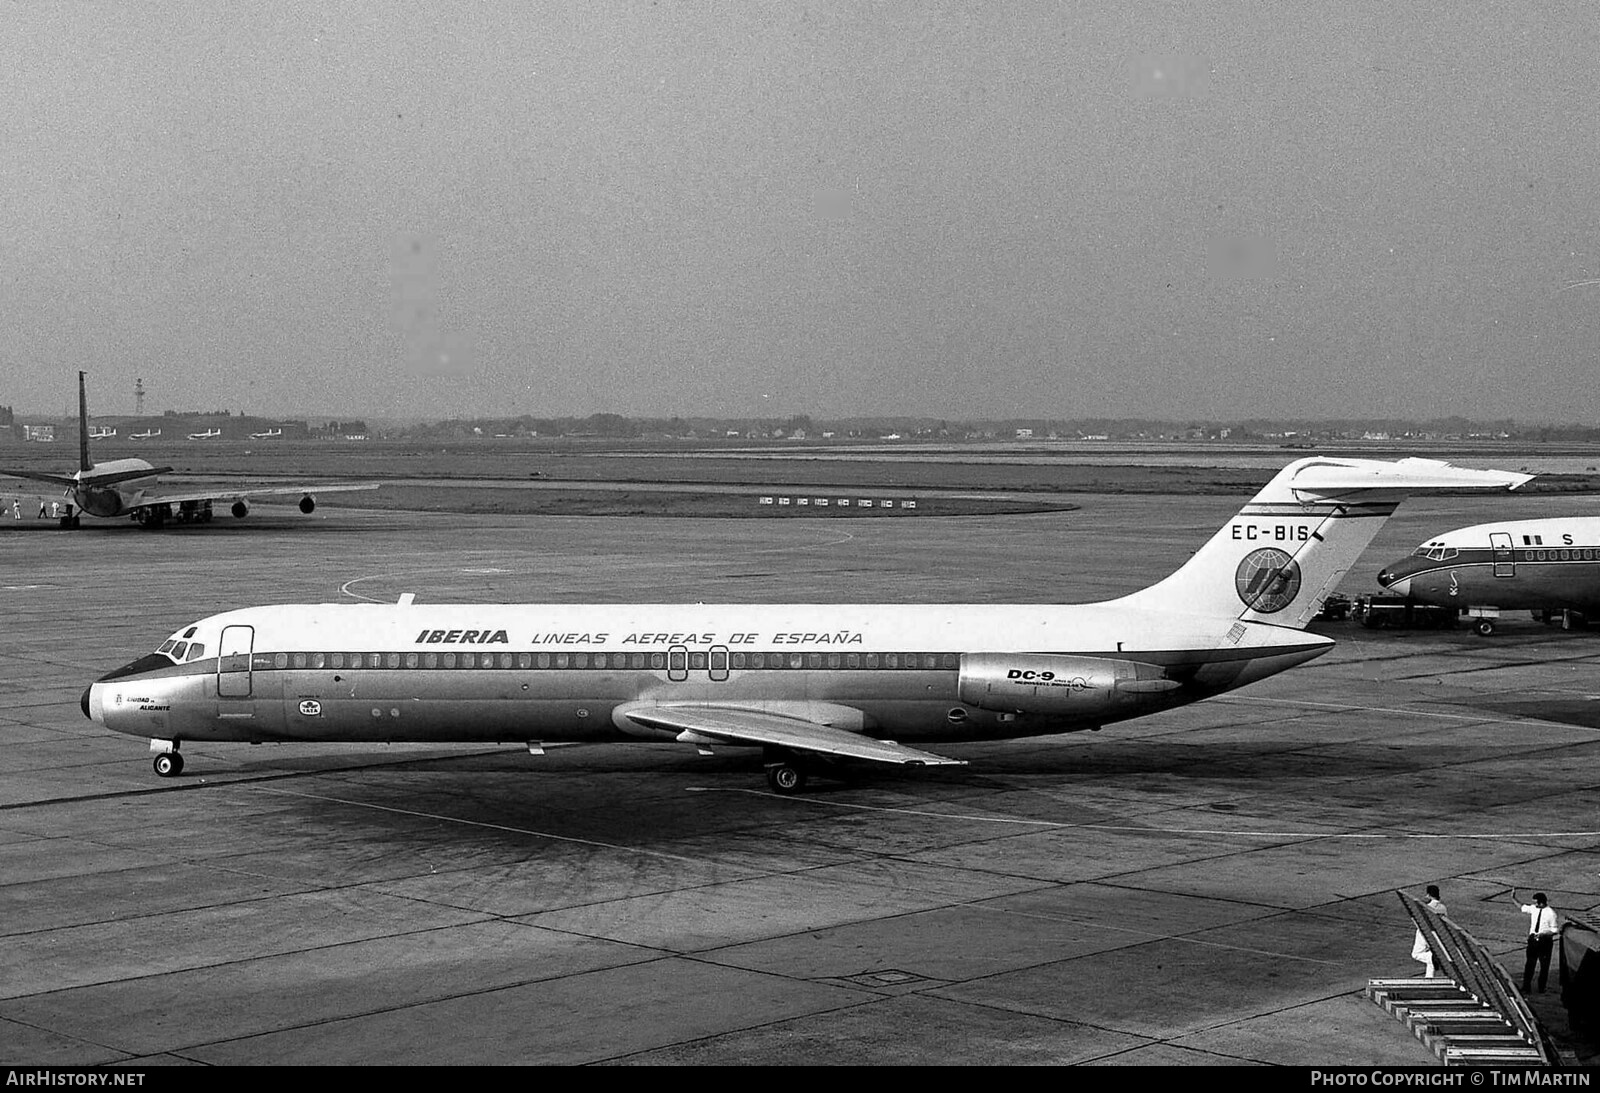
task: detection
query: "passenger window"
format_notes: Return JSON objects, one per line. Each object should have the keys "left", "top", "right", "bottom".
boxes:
{"left": 275, "top": 653, "right": 289, "bottom": 669}
{"left": 424, "top": 653, "right": 437, "bottom": 668}
{"left": 311, "top": 653, "right": 326, "bottom": 669}
{"left": 293, "top": 653, "right": 307, "bottom": 669}
{"left": 406, "top": 653, "right": 419, "bottom": 668}
{"left": 652, "top": 653, "right": 666, "bottom": 669}
{"left": 537, "top": 653, "right": 550, "bottom": 668}
{"left": 630, "top": 653, "right": 646, "bottom": 669}
{"left": 574, "top": 653, "right": 589, "bottom": 668}
{"left": 518, "top": 654, "right": 531, "bottom": 668}
{"left": 443, "top": 653, "right": 456, "bottom": 668}
{"left": 461, "top": 653, "right": 476, "bottom": 668}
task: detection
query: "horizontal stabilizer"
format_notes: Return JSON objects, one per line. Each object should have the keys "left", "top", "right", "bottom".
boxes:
{"left": 620, "top": 704, "right": 965, "bottom": 767}
{"left": 1278, "top": 458, "right": 1531, "bottom": 502}
{"left": 0, "top": 469, "right": 78, "bottom": 488}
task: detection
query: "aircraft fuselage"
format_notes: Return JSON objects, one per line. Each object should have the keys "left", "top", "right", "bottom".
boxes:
{"left": 85, "top": 602, "right": 1331, "bottom": 748}
{"left": 1378, "top": 517, "right": 1600, "bottom": 615}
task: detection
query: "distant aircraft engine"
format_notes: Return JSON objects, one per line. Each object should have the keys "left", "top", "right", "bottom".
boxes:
{"left": 958, "top": 652, "right": 1179, "bottom": 719}
{"left": 298, "top": 495, "right": 316, "bottom": 514}
{"left": 231, "top": 500, "right": 249, "bottom": 519}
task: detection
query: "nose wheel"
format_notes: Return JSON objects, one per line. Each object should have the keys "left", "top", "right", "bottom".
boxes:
{"left": 153, "top": 751, "right": 185, "bottom": 777}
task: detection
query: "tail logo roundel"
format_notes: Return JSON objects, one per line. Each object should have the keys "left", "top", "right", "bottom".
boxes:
{"left": 1235, "top": 547, "right": 1301, "bottom": 613}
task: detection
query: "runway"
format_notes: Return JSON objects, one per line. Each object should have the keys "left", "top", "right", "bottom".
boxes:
{"left": 3, "top": 494, "right": 1599, "bottom": 1064}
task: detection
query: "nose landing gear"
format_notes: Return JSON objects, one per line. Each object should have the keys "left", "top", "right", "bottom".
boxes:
{"left": 151, "top": 739, "right": 184, "bottom": 777}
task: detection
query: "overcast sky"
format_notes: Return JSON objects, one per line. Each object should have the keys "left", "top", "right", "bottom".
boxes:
{"left": 4, "top": 3, "right": 1597, "bottom": 422}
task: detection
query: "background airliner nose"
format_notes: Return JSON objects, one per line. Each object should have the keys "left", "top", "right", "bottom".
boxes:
{"left": 81, "top": 686, "right": 93, "bottom": 719}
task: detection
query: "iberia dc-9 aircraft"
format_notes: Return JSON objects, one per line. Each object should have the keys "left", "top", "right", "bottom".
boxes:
{"left": 83, "top": 457, "right": 1529, "bottom": 793}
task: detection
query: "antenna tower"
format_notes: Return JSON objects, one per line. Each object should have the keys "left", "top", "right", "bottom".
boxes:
{"left": 135, "top": 378, "right": 146, "bottom": 416}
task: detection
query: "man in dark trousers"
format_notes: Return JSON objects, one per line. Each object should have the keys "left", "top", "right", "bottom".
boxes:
{"left": 1513, "top": 888, "right": 1559, "bottom": 993}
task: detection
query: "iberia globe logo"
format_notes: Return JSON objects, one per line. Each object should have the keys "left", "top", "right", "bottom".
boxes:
{"left": 1235, "top": 547, "right": 1301, "bottom": 613}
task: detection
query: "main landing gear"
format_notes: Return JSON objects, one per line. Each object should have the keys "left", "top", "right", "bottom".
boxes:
{"left": 765, "top": 760, "right": 807, "bottom": 795}
{"left": 763, "top": 747, "right": 817, "bottom": 795}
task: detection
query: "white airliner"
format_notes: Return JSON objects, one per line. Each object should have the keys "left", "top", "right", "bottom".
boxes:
{"left": 250, "top": 428, "right": 283, "bottom": 440}
{"left": 187, "top": 428, "right": 222, "bottom": 441}
{"left": 1378, "top": 517, "right": 1600, "bottom": 633}
{"left": 130, "top": 428, "right": 161, "bottom": 440}
{"left": 2, "top": 373, "right": 376, "bottom": 528}
{"left": 84, "top": 457, "right": 1528, "bottom": 790}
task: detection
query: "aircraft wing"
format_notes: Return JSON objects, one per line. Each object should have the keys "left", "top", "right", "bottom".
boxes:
{"left": 134, "top": 483, "right": 379, "bottom": 507}
{"left": 618, "top": 704, "right": 966, "bottom": 767}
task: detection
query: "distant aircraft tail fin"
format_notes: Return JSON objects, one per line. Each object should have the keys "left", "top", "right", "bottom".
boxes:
{"left": 77, "top": 370, "right": 93, "bottom": 475}
{"left": 1111, "top": 457, "right": 1531, "bottom": 629}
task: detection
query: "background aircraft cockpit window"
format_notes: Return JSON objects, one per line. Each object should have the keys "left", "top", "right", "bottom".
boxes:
{"left": 171, "top": 641, "right": 188, "bottom": 660}
{"left": 186, "top": 643, "right": 206, "bottom": 661}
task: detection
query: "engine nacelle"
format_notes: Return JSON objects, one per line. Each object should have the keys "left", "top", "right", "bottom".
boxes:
{"left": 231, "top": 500, "right": 249, "bottom": 519}
{"left": 958, "top": 652, "right": 1179, "bottom": 719}
{"left": 298, "top": 494, "right": 316, "bottom": 514}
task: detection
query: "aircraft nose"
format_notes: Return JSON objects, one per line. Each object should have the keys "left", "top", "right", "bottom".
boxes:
{"left": 81, "top": 685, "right": 93, "bottom": 720}
{"left": 1376, "top": 569, "right": 1393, "bottom": 588}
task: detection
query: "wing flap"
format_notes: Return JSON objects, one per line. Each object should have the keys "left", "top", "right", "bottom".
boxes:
{"left": 621, "top": 705, "right": 964, "bottom": 767}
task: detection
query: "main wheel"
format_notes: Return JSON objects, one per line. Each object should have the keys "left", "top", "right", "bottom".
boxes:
{"left": 153, "top": 752, "right": 184, "bottom": 777}
{"left": 766, "top": 762, "right": 806, "bottom": 795}
{"left": 1475, "top": 619, "right": 1496, "bottom": 636}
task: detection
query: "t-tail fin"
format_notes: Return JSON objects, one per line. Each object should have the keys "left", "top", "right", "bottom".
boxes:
{"left": 1112, "top": 457, "right": 1531, "bottom": 628}
{"left": 78, "top": 370, "right": 93, "bottom": 475}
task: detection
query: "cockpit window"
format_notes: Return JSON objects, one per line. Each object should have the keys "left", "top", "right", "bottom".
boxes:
{"left": 158, "top": 640, "right": 176, "bottom": 654}
{"left": 170, "top": 641, "right": 189, "bottom": 660}
{"left": 186, "top": 643, "right": 206, "bottom": 661}
{"left": 183, "top": 627, "right": 198, "bottom": 639}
